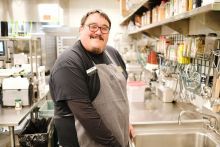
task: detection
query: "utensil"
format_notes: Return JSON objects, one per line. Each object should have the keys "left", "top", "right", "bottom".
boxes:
{"left": 129, "top": 137, "right": 135, "bottom": 147}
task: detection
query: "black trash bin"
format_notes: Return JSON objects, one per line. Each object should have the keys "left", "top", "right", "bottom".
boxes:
{"left": 18, "top": 117, "right": 54, "bottom": 147}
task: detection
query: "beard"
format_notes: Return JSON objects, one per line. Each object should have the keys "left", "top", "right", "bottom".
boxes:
{"left": 89, "top": 35, "right": 105, "bottom": 54}
{"left": 92, "top": 48, "right": 103, "bottom": 54}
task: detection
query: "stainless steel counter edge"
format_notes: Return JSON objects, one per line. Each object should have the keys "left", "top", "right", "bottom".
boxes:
{"left": 129, "top": 100, "right": 203, "bottom": 125}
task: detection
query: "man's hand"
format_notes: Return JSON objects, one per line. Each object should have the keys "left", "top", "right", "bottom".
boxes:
{"left": 129, "top": 124, "right": 135, "bottom": 139}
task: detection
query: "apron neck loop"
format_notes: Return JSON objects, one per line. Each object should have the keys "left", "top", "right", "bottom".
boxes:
{"left": 105, "top": 50, "right": 117, "bottom": 65}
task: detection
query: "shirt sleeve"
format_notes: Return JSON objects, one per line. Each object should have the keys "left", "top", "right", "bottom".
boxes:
{"left": 51, "top": 66, "right": 90, "bottom": 101}
{"left": 67, "top": 99, "right": 122, "bottom": 147}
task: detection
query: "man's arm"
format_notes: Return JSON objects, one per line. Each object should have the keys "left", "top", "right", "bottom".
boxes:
{"left": 67, "top": 99, "right": 121, "bottom": 147}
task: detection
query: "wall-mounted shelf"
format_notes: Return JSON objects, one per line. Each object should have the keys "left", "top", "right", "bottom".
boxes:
{"left": 120, "top": 0, "right": 149, "bottom": 25}
{"left": 127, "top": 3, "right": 220, "bottom": 37}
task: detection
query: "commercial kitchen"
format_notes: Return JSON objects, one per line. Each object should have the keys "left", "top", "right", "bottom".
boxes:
{"left": 0, "top": 0, "right": 220, "bottom": 147}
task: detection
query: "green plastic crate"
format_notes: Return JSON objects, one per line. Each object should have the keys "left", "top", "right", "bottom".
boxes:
{"left": 39, "top": 100, "right": 54, "bottom": 118}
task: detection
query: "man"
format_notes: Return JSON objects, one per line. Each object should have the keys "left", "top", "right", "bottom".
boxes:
{"left": 49, "top": 9, "right": 132, "bottom": 147}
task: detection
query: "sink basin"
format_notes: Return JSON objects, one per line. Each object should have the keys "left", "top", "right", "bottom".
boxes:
{"left": 133, "top": 129, "right": 220, "bottom": 147}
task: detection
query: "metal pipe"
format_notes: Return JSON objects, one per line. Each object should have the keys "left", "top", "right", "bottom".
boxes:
{"left": 8, "top": 126, "right": 15, "bottom": 147}
{"left": 178, "top": 110, "right": 218, "bottom": 130}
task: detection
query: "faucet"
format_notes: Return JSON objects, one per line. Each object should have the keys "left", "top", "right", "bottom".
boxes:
{"left": 178, "top": 110, "right": 219, "bottom": 130}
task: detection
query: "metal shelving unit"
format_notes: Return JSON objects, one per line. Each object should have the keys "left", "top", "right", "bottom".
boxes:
{"left": 130, "top": 3, "right": 220, "bottom": 34}
{"left": 120, "top": 0, "right": 149, "bottom": 25}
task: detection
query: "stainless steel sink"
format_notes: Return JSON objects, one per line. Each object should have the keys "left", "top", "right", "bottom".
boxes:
{"left": 133, "top": 129, "right": 220, "bottom": 147}
{"left": 129, "top": 101, "right": 220, "bottom": 147}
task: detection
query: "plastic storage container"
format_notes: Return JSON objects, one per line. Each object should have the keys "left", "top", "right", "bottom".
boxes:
{"left": 39, "top": 100, "right": 54, "bottom": 118}
{"left": 127, "top": 81, "right": 146, "bottom": 102}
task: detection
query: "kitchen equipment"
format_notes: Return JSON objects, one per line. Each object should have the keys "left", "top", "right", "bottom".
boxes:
{"left": 56, "top": 36, "right": 78, "bottom": 57}
{"left": 164, "top": 76, "right": 179, "bottom": 91}
{"left": 151, "top": 68, "right": 158, "bottom": 81}
{"left": 127, "top": 81, "right": 146, "bottom": 102}
{"left": 214, "top": 77, "right": 220, "bottom": 98}
{"left": 147, "top": 50, "right": 158, "bottom": 64}
{"left": 1, "top": 21, "right": 8, "bottom": 36}
{"left": 204, "top": 33, "right": 217, "bottom": 57}
{"left": 2, "top": 77, "right": 31, "bottom": 106}
{"left": 39, "top": 100, "right": 54, "bottom": 118}
{"left": 13, "top": 53, "right": 28, "bottom": 65}
{"left": 126, "top": 63, "right": 143, "bottom": 81}
{"left": 156, "top": 84, "right": 174, "bottom": 102}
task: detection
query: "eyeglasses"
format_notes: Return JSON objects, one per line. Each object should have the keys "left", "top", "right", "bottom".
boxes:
{"left": 86, "top": 24, "right": 110, "bottom": 34}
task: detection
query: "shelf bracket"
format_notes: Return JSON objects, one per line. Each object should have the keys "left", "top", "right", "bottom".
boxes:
{"left": 204, "top": 11, "right": 220, "bottom": 32}
{"left": 165, "top": 18, "right": 189, "bottom": 36}
{"left": 143, "top": 27, "right": 162, "bottom": 38}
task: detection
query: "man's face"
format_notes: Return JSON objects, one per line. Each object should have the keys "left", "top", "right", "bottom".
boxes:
{"left": 79, "top": 13, "right": 110, "bottom": 54}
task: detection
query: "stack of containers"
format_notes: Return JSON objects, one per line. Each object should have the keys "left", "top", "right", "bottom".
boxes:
{"left": 37, "top": 66, "right": 46, "bottom": 99}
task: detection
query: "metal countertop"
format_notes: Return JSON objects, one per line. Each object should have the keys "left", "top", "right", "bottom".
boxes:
{"left": 129, "top": 99, "right": 202, "bottom": 125}
{"left": 0, "top": 106, "right": 34, "bottom": 126}
{"left": 0, "top": 87, "right": 49, "bottom": 126}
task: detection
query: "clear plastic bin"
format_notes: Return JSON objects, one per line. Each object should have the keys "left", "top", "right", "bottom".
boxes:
{"left": 39, "top": 100, "right": 54, "bottom": 118}
{"left": 127, "top": 81, "right": 146, "bottom": 102}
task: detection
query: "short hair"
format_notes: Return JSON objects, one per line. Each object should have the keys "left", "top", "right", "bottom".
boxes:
{"left": 80, "top": 9, "right": 111, "bottom": 29}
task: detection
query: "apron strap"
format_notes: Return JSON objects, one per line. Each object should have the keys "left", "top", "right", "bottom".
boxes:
{"left": 105, "top": 49, "right": 117, "bottom": 65}
{"left": 86, "top": 49, "right": 116, "bottom": 76}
